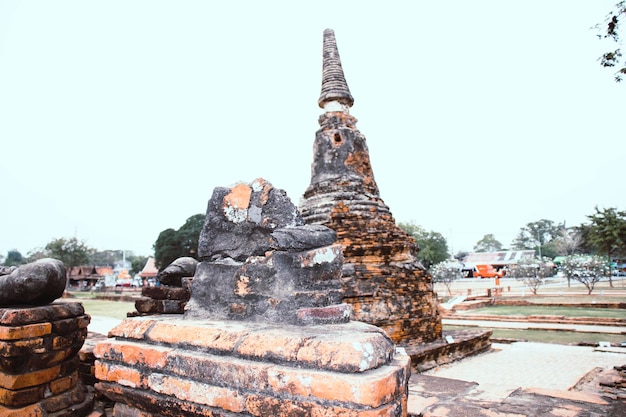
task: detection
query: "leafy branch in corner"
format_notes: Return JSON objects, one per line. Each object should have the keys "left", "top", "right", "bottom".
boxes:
{"left": 596, "top": 1, "right": 626, "bottom": 82}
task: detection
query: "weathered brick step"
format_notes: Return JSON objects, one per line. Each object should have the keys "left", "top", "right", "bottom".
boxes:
{"left": 94, "top": 317, "right": 411, "bottom": 416}
{"left": 104, "top": 317, "right": 394, "bottom": 373}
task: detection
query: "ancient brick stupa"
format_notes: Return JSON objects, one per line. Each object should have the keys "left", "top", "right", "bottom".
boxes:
{"left": 95, "top": 179, "right": 411, "bottom": 416}
{"left": 300, "top": 29, "right": 442, "bottom": 346}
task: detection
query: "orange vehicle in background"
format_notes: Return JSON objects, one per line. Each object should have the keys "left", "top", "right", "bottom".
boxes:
{"left": 473, "top": 264, "right": 505, "bottom": 279}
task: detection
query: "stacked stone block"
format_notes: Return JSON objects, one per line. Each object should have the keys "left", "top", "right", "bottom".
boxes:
{"left": 0, "top": 302, "right": 94, "bottom": 416}
{"left": 132, "top": 283, "right": 191, "bottom": 316}
{"left": 94, "top": 317, "right": 411, "bottom": 417}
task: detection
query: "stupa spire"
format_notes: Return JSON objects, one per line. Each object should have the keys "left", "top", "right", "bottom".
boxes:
{"left": 318, "top": 29, "right": 354, "bottom": 111}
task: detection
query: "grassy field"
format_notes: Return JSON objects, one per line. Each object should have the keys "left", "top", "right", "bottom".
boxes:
{"left": 79, "top": 299, "right": 136, "bottom": 320}
{"left": 445, "top": 325, "right": 626, "bottom": 346}
{"left": 458, "top": 305, "right": 626, "bottom": 318}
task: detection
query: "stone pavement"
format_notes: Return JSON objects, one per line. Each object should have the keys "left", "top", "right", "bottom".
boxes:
{"left": 409, "top": 342, "right": 626, "bottom": 416}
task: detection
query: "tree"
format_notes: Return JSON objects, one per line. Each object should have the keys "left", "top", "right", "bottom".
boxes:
{"left": 552, "top": 227, "right": 583, "bottom": 256}
{"left": 398, "top": 222, "right": 449, "bottom": 268}
{"left": 89, "top": 250, "right": 123, "bottom": 267}
{"left": 429, "top": 260, "right": 464, "bottom": 297}
{"left": 24, "top": 248, "right": 48, "bottom": 263}
{"left": 3, "top": 250, "right": 24, "bottom": 267}
{"left": 130, "top": 256, "right": 149, "bottom": 275}
{"left": 511, "top": 219, "right": 563, "bottom": 257}
{"left": 561, "top": 254, "right": 610, "bottom": 294}
{"left": 153, "top": 214, "right": 204, "bottom": 270}
{"left": 154, "top": 228, "right": 180, "bottom": 270}
{"left": 507, "top": 256, "right": 552, "bottom": 295}
{"left": 177, "top": 214, "right": 205, "bottom": 258}
{"left": 596, "top": 1, "right": 626, "bottom": 82}
{"left": 582, "top": 206, "right": 626, "bottom": 287}
{"left": 44, "top": 237, "right": 93, "bottom": 286}
{"left": 473, "top": 234, "right": 502, "bottom": 252}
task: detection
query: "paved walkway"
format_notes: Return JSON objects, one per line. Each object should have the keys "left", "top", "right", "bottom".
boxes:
{"left": 421, "top": 342, "right": 625, "bottom": 400}
{"left": 410, "top": 342, "right": 626, "bottom": 416}
{"left": 89, "top": 315, "right": 123, "bottom": 335}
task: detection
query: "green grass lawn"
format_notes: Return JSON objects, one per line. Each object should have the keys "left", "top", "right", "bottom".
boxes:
{"left": 461, "top": 305, "right": 626, "bottom": 318}
{"left": 79, "top": 299, "right": 136, "bottom": 320}
{"left": 445, "top": 324, "right": 626, "bottom": 346}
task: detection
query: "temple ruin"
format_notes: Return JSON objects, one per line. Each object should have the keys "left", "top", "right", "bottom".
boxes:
{"left": 94, "top": 179, "right": 412, "bottom": 416}
{"left": 300, "top": 29, "right": 442, "bottom": 346}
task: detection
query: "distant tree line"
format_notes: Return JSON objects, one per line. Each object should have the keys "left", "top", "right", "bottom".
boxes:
{"left": 1, "top": 237, "right": 147, "bottom": 277}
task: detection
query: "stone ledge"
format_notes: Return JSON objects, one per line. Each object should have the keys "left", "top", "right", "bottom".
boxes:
{"left": 95, "top": 340, "right": 407, "bottom": 409}
{"left": 107, "top": 317, "right": 394, "bottom": 373}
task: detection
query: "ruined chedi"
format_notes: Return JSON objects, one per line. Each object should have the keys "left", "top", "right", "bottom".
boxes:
{"left": 300, "top": 29, "right": 442, "bottom": 345}
{"left": 95, "top": 179, "right": 411, "bottom": 416}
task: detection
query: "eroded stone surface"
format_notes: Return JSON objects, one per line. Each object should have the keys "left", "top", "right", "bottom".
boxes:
{"left": 300, "top": 29, "right": 441, "bottom": 345}
{"left": 0, "top": 259, "right": 67, "bottom": 306}
{"left": 95, "top": 317, "right": 409, "bottom": 416}
{"left": 156, "top": 257, "right": 198, "bottom": 287}
{"left": 185, "top": 178, "right": 349, "bottom": 325}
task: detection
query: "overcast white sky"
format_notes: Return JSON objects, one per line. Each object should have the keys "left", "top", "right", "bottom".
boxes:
{"left": 1, "top": 1, "right": 624, "bottom": 259}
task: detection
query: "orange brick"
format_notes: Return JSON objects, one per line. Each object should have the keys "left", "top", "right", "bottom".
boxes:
{"left": 0, "top": 337, "right": 45, "bottom": 356}
{"left": 244, "top": 394, "right": 402, "bottom": 417}
{"left": 235, "top": 329, "right": 304, "bottom": 362}
{"left": 48, "top": 370, "right": 78, "bottom": 395}
{"left": 265, "top": 360, "right": 406, "bottom": 408}
{"left": 108, "top": 317, "right": 157, "bottom": 339}
{"left": 0, "top": 384, "right": 46, "bottom": 407}
{"left": 0, "top": 364, "right": 61, "bottom": 390}
{"left": 145, "top": 320, "right": 247, "bottom": 352}
{"left": 93, "top": 340, "right": 171, "bottom": 368}
{"left": 94, "top": 362, "right": 146, "bottom": 389}
{"left": 0, "top": 323, "right": 51, "bottom": 341}
{"left": 295, "top": 328, "right": 393, "bottom": 372}
{"left": 161, "top": 349, "right": 272, "bottom": 391}
{"left": 0, "top": 402, "right": 44, "bottom": 417}
{"left": 148, "top": 373, "right": 246, "bottom": 413}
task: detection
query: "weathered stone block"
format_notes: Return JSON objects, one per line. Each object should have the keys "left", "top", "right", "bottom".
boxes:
{"left": 94, "top": 317, "right": 410, "bottom": 416}
{"left": 141, "top": 286, "right": 190, "bottom": 301}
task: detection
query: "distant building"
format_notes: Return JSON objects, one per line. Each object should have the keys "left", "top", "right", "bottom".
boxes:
{"left": 462, "top": 250, "right": 536, "bottom": 270}
{"left": 68, "top": 265, "right": 113, "bottom": 288}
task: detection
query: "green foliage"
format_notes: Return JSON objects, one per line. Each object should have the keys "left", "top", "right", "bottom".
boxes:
{"left": 3, "top": 249, "right": 24, "bottom": 266}
{"left": 596, "top": 1, "right": 626, "bottom": 82}
{"left": 507, "top": 256, "right": 552, "bottom": 294}
{"left": 130, "top": 256, "right": 148, "bottom": 275}
{"left": 583, "top": 206, "right": 626, "bottom": 258}
{"left": 89, "top": 250, "right": 122, "bottom": 267}
{"left": 24, "top": 249, "right": 48, "bottom": 263}
{"left": 153, "top": 214, "right": 204, "bottom": 269}
{"left": 560, "top": 254, "right": 610, "bottom": 294}
{"left": 429, "top": 260, "right": 463, "bottom": 295}
{"left": 511, "top": 219, "right": 563, "bottom": 257}
{"left": 44, "top": 237, "right": 93, "bottom": 274}
{"left": 398, "top": 222, "right": 449, "bottom": 268}
{"left": 473, "top": 234, "right": 503, "bottom": 252}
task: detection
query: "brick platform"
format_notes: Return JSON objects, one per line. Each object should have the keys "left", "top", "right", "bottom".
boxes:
{"left": 0, "top": 302, "right": 95, "bottom": 416}
{"left": 94, "top": 317, "right": 411, "bottom": 416}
